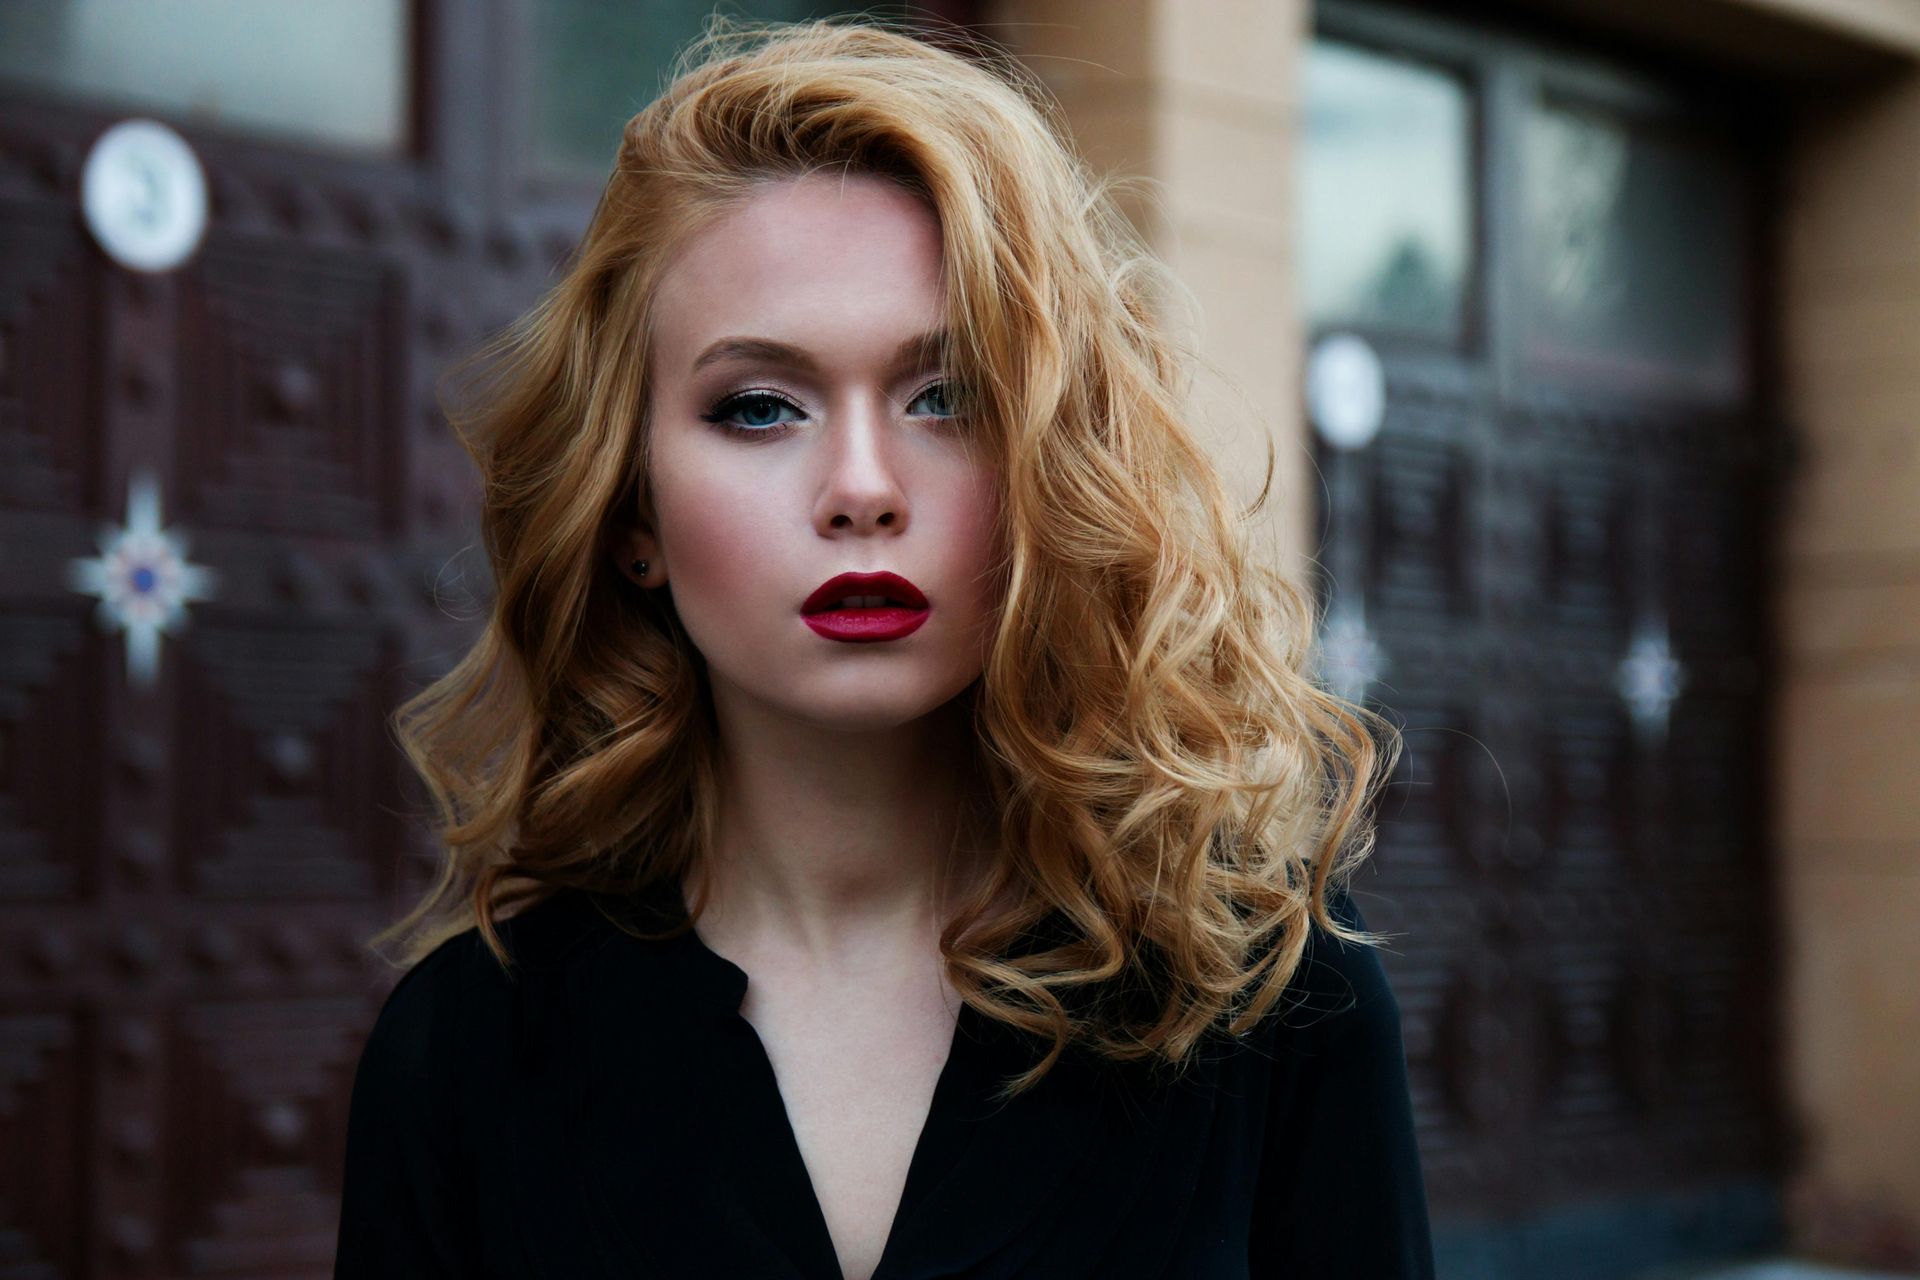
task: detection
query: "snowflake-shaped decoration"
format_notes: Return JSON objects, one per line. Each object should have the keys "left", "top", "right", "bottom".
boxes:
{"left": 1317, "top": 595, "right": 1386, "bottom": 705}
{"left": 1616, "top": 618, "right": 1686, "bottom": 741}
{"left": 67, "top": 469, "right": 219, "bottom": 688}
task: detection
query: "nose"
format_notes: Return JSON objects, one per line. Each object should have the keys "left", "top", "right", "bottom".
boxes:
{"left": 813, "top": 394, "right": 907, "bottom": 536}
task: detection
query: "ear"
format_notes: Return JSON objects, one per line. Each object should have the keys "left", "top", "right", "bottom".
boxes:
{"left": 607, "top": 499, "right": 665, "bottom": 587}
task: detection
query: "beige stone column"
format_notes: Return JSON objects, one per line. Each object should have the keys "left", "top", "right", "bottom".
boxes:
{"left": 980, "top": 0, "right": 1316, "bottom": 578}
{"left": 1776, "top": 60, "right": 1920, "bottom": 1260}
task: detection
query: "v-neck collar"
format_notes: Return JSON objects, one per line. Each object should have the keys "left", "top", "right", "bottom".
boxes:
{"left": 501, "top": 878, "right": 1173, "bottom": 1280}
{"left": 586, "top": 876, "right": 1025, "bottom": 1278}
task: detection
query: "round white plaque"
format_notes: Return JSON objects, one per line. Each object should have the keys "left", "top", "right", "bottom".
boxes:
{"left": 1306, "top": 333, "right": 1386, "bottom": 450}
{"left": 81, "top": 119, "right": 209, "bottom": 274}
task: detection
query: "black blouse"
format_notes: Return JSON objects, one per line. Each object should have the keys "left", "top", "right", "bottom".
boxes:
{"left": 332, "top": 877, "right": 1436, "bottom": 1278}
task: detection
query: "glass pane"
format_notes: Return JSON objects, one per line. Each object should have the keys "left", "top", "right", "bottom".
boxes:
{"left": 1299, "top": 39, "right": 1473, "bottom": 340}
{"left": 1521, "top": 96, "right": 1746, "bottom": 399}
{"left": 0, "top": 0, "right": 410, "bottom": 154}
{"left": 532, "top": 2, "right": 921, "bottom": 178}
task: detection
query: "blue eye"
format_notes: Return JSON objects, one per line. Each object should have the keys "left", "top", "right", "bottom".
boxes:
{"left": 698, "top": 382, "right": 962, "bottom": 441}
{"left": 700, "top": 391, "right": 803, "bottom": 437}
{"left": 908, "top": 381, "right": 960, "bottom": 418}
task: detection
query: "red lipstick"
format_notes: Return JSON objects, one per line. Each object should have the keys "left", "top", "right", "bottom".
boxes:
{"left": 801, "top": 571, "right": 931, "bottom": 643}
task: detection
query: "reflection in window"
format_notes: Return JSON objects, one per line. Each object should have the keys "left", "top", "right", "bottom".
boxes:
{"left": 1300, "top": 39, "right": 1472, "bottom": 340}
{"left": 1522, "top": 99, "right": 1745, "bottom": 399}
{"left": 532, "top": 2, "right": 923, "bottom": 178}
{"left": 0, "top": 0, "right": 410, "bottom": 153}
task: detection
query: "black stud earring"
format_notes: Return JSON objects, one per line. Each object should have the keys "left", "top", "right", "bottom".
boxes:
{"left": 631, "top": 558, "right": 649, "bottom": 579}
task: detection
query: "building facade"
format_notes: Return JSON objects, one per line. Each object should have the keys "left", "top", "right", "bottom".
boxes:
{"left": 0, "top": 0, "right": 1914, "bottom": 1274}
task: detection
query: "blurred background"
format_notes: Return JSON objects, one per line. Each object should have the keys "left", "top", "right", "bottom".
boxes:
{"left": 0, "top": 1, "right": 1915, "bottom": 1276}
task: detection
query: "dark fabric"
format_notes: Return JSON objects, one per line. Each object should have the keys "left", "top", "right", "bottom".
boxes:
{"left": 333, "top": 877, "right": 1436, "bottom": 1279}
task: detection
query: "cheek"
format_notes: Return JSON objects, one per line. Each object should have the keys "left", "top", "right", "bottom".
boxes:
{"left": 938, "top": 465, "right": 1005, "bottom": 613}
{"left": 650, "top": 448, "right": 788, "bottom": 624}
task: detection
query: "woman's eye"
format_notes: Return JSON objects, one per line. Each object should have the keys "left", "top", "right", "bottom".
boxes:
{"left": 699, "top": 384, "right": 960, "bottom": 437}
{"left": 908, "top": 381, "right": 959, "bottom": 418}
{"left": 700, "top": 391, "right": 803, "bottom": 433}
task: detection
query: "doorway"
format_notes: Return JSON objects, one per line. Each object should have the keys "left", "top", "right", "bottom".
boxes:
{"left": 1302, "top": 1, "right": 1791, "bottom": 1272}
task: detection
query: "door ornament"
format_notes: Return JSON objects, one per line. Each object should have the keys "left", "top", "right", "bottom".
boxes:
{"left": 1317, "top": 593, "right": 1386, "bottom": 705}
{"left": 1616, "top": 615, "right": 1685, "bottom": 742}
{"left": 81, "top": 118, "right": 210, "bottom": 274}
{"left": 67, "top": 469, "right": 219, "bottom": 689}
{"left": 1307, "top": 332, "right": 1386, "bottom": 450}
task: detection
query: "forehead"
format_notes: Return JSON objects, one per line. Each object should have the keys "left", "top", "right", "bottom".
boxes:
{"left": 650, "top": 172, "right": 945, "bottom": 364}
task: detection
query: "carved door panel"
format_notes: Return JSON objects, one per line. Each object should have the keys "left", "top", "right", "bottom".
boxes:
{"left": 0, "top": 3, "right": 975, "bottom": 1273}
{"left": 1304, "top": 1, "right": 1792, "bottom": 1267}
{"left": 0, "top": 5, "right": 565, "bottom": 1274}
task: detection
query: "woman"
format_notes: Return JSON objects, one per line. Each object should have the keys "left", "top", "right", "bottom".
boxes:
{"left": 334, "top": 16, "right": 1433, "bottom": 1280}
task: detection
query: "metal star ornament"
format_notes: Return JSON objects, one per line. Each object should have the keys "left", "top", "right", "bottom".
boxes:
{"left": 1317, "top": 595, "right": 1387, "bottom": 705}
{"left": 67, "top": 469, "right": 219, "bottom": 688}
{"left": 1616, "top": 615, "right": 1686, "bottom": 742}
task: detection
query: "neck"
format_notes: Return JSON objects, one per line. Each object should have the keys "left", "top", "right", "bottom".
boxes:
{"left": 687, "top": 682, "right": 991, "bottom": 971}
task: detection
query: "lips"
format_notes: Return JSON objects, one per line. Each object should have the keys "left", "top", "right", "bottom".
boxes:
{"left": 801, "top": 571, "right": 931, "bottom": 644}
{"left": 801, "top": 571, "right": 929, "bottom": 615}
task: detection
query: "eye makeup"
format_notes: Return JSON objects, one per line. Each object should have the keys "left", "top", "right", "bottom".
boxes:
{"left": 696, "top": 379, "right": 962, "bottom": 442}
{"left": 699, "top": 388, "right": 804, "bottom": 440}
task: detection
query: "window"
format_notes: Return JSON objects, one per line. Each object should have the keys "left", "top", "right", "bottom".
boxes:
{"left": 0, "top": 0, "right": 412, "bottom": 154}
{"left": 1299, "top": 38, "right": 1474, "bottom": 342}
{"left": 530, "top": 2, "right": 928, "bottom": 179}
{"left": 1520, "top": 95, "right": 1747, "bottom": 399}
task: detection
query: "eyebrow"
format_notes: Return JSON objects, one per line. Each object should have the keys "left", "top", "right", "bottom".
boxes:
{"left": 690, "top": 328, "right": 950, "bottom": 377}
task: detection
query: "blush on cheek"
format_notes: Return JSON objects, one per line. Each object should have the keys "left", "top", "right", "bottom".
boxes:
{"left": 648, "top": 446, "right": 787, "bottom": 636}
{"left": 940, "top": 473, "right": 1006, "bottom": 665}
{"left": 662, "top": 517, "right": 783, "bottom": 638}
{"left": 958, "top": 475, "right": 1004, "bottom": 590}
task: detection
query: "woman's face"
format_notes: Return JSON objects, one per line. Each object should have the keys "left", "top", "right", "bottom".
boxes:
{"left": 620, "top": 171, "right": 1002, "bottom": 733}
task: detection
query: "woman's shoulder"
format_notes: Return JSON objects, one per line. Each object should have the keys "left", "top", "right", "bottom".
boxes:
{"left": 391, "top": 884, "right": 608, "bottom": 985}
{"left": 1266, "top": 882, "right": 1407, "bottom": 1047}
{"left": 1245, "top": 885, "right": 1436, "bottom": 1274}
{"left": 354, "top": 888, "right": 614, "bottom": 1076}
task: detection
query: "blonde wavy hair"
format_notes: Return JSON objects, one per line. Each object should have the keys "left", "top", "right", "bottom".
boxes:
{"left": 372, "top": 13, "right": 1403, "bottom": 1095}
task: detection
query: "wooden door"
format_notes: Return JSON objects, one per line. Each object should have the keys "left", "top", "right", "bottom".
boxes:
{"left": 0, "top": 2, "right": 964, "bottom": 1273}
{"left": 0, "top": 5, "right": 525, "bottom": 1272}
{"left": 1302, "top": 2, "right": 1795, "bottom": 1272}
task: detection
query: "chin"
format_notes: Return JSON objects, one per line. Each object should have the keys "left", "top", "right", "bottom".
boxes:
{"left": 794, "top": 688, "right": 968, "bottom": 734}
{"left": 737, "top": 669, "right": 975, "bottom": 733}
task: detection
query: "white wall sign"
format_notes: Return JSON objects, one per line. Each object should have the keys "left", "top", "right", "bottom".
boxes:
{"left": 1307, "top": 332, "right": 1386, "bottom": 450}
{"left": 80, "top": 118, "right": 209, "bottom": 273}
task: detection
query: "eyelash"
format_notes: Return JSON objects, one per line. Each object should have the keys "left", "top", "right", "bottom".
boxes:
{"left": 698, "top": 381, "right": 959, "bottom": 441}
